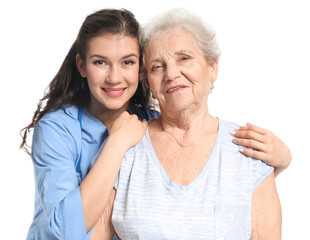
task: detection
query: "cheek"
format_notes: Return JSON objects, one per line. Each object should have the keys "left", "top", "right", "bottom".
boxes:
{"left": 127, "top": 68, "right": 140, "bottom": 86}
{"left": 191, "top": 65, "right": 210, "bottom": 86}
{"left": 147, "top": 75, "right": 160, "bottom": 93}
{"left": 85, "top": 66, "right": 104, "bottom": 83}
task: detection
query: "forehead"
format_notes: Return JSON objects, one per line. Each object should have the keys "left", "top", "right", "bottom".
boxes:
{"left": 145, "top": 28, "right": 201, "bottom": 62}
{"left": 87, "top": 34, "right": 139, "bottom": 56}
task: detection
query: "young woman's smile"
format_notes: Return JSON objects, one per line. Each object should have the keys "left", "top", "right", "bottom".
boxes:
{"left": 77, "top": 34, "right": 140, "bottom": 115}
{"left": 102, "top": 87, "right": 127, "bottom": 97}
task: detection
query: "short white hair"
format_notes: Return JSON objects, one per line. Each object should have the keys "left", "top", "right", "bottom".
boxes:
{"left": 140, "top": 8, "right": 221, "bottom": 66}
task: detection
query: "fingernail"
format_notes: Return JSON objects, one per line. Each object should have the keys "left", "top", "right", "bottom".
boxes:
{"left": 239, "top": 148, "right": 245, "bottom": 153}
{"left": 232, "top": 138, "right": 238, "bottom": 143}
{"left": 234, "top": 127, "right": 240, "bottom": 131}
{"left": 230, "top": 131, "right": 236, "bottom": 136}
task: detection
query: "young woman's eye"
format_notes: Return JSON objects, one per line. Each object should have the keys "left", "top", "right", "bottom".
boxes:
{"left": 94, "top": 60, "right": 106, "bottom": 65}
{"left": 123, "top": 60, "right": 135, "bottom": 65}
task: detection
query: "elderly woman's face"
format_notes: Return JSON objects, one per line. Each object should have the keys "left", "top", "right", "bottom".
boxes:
{"left": 145, "top": 28, "right": 218, "bottom": 113}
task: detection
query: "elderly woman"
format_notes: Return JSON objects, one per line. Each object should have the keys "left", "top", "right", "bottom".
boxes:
{"left": 92, "top": 9, "right": 281, "bottom": 240}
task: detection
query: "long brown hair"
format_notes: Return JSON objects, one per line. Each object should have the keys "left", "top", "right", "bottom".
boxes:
{"left": 20, "top": 9, "right": 151, "bottom": 154}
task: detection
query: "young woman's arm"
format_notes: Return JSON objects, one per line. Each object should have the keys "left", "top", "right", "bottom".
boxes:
{"left": 80, "top": 111, "right": 147, "bottom": 232}
{"left": 31, "top": 110, "right": 146, "bottom": 239}
{"left": 231, "top": 123, "right": 291, "bottom": 176}
{"left": 251, "top": 171, "right": 282, "bottom": 239}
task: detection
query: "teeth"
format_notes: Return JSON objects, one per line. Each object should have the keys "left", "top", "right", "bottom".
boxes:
{"left": 167, "top": 87, "right": 183, "bottom": 93}
{"left": 103, "top": 89, "right": 124, "bottom": 93}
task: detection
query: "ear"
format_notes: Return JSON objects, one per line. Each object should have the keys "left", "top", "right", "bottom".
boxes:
{"left": 76, "top": 53, "right": 87, "bottom": 78}
{"left": 151, "top": 93, "right": 157, "bottom": 100}
{"left": 145, "top": 80, "right": 157, "bottom": 100}
{"left": 210, "top": 61, "right": 218, "bottom": 83}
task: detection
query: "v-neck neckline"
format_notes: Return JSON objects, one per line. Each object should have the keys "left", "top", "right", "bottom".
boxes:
{"left": 145, "top": 119, "right": 221, "bottom": 191}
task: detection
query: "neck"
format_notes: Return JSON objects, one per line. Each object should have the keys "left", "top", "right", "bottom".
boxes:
{"left": 154, "top": 105, "right": 217, "bottom": 146}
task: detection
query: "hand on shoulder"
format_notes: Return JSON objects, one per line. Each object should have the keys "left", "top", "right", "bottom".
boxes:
{"left": 231, "top": 123, "right": 291, "bottom": 176}
{"left": 108, "top": 111, "right": 147, "bottom": 152}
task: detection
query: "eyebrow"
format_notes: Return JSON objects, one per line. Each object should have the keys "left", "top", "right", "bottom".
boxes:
{"left": 89, "top": 53, "right": 139, "bottom": 59}
{"left": 175, "top": 50, "right": 194, "bottom": 56}
{"left": 148, "top": 50, "right": 194, "bottom": 64}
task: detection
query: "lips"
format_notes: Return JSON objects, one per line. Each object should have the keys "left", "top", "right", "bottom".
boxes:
{"left": 166, "top": 85, "right": 188, "bottom": 94}
{"left": 102, "top": 88, "right": 126, "bottom": 97}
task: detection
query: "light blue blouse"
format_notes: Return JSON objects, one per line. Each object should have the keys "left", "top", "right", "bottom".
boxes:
{"left": 26, "top": 102, "right": 159, "bottom": 240}
{"left": 112, "top": 119, "right": 274, "bottom": 239}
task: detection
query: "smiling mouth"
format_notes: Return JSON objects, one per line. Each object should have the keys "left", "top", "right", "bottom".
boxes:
{"left": 102, "top": 88, "right": 126, "bottom": 93}
{"left": 101, "top": 87, "right": 127, "bottom": 98}
{"left": 166, "top": 86, "right": 187, "bottom": 94}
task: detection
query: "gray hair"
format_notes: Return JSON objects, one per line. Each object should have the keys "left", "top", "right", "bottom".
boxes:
{"left": 140, "top": 8, "right": 221, "bottom": 83}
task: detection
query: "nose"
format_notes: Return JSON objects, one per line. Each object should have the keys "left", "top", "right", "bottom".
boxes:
{"left": 164, "top": 62, "right": 181, "bottom": 82}
{"left": 106, "top": 65, "right": 122, "bottom": 84}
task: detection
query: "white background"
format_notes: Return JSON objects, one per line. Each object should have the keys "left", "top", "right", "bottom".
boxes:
{"left": 1, "top": 0, "right": 309, "bottom": 239}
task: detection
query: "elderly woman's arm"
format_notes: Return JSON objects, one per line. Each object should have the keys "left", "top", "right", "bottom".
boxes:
{"left": 250, "top": 171, "right": 282, "bottom": 239}
{"left": 90, "top": 190, "right": 116, "bottom": 240}
{"left": 231, "top": 123, "right": 292, "bottom": 176}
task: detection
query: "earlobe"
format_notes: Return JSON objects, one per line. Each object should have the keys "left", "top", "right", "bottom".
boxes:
{"left": 150, "top": 90, "right": 157, "bottom": 100}
{"left": 76, "top": 53, "right": 87, "bottom": 78}
{"left": 210, "top": 62, "right": 218, "bottom": 83}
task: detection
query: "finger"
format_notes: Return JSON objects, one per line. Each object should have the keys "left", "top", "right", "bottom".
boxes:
{"left": 245, "top": 123, "right": 269, "bottom": 135}
{"left": 231, "top": 129, "right": 265, "bottom": 143}
{"left": 236, "top": 123, "right": 269, "bottom": 135}
{"left": 232, "top": 138, "right": 267, "bottom": 152}
{"left": 239, "top": 148, "right": 271, "bottom": 163}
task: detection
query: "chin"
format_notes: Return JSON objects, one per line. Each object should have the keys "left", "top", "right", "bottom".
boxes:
{"left": 106, "top": 104, "right": 127, "bottom": 111}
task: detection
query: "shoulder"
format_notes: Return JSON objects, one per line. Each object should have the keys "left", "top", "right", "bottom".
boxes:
{"left": 31, "top": 105, "right": 82, "bottom": 165}
{"left": 33, "top": 105, "right": 81, "bottom": 147}
{"left": 37, "top": 105, "right": 79, "bottom": 130}
{"left": 41, "top": 104, "right": 79, "bottom": 123}
{"left": 217, "top": 119, "right": 240, "bottom": 148}
{"left": 217, "top": 119, "right": 274, "bottom": 191}
{"left": 120, "top": 129, "right": 152, "bottom": 172}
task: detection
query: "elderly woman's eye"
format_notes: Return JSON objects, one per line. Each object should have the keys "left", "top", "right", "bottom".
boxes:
{"left": 152, "top": 65, "right": 162, "bottom": 71}
{"left": 181, "top": 56, "right": 189, "bottom": 61}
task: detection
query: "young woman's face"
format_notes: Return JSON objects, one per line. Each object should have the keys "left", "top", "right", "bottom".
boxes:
{"left": 78, "top": 34, "right": 140, "bottom": 114}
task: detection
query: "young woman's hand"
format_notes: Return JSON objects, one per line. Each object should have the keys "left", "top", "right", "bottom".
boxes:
{"left": 231, "top": 123, "right": 292, "bottom": 176}
{"left": 108, "top": 111, "right": 148, "bottom": 152}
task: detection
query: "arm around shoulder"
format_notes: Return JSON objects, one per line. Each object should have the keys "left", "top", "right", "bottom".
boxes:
{"left": 251, "top": 171, "right": 282, "bottom": 239}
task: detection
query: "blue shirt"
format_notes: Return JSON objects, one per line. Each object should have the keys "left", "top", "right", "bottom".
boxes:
{"left": 27, "top": 102, "right": 160, "bottom": 240}
{"left": 112, "top": 119, "right": 274, "bottom": 239}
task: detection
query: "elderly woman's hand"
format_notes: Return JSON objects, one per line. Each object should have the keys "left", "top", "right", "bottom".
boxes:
{"left": 231, "top": 123, "right": 292, "bottom": 176}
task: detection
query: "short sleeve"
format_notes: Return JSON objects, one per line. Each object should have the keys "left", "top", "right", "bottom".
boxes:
{"left": 251, "top": 159, "right": 274, "bottom": 191}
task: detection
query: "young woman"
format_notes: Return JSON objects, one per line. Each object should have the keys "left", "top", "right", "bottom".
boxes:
{"left": 21, "top": 9, "right": 158, "bottom": 240}
{"left": 21, "top": 8, "right": 291, "bottom": 240}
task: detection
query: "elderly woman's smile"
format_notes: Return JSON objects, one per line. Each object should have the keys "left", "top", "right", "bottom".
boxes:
{"left": 166, "top": 85, "right": 189, "bottom": 94}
